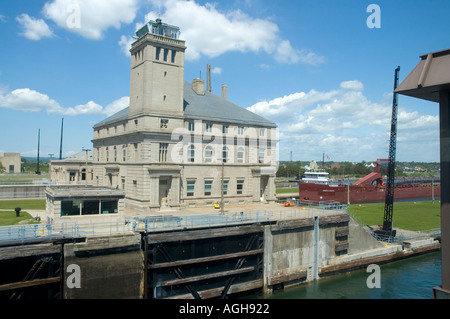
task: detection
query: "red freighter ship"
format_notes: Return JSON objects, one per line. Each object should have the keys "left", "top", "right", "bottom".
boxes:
{"left": 298, "top": 162, "right": 440, "bottom": 204}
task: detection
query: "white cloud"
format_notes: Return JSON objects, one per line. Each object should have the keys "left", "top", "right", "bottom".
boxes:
{"left": 340, "top": 80, "right": 364, "bottom": 91}
{"left": 248, "top": 80, "right": 439, "bottom": 162}
{"left": 118, "top": 35, "right": 134, "bottom": 56}
{"left": 145, "top": 0, "right": 325, "bottom": 64}
{"left": 16, "top": 14, "right": 54, "bottom": 40}
{"left": 211, "top": 67, "right": 222, "bottom": 75}
{"left": 43, "top": 0, "right": 139, "bottom": 40}
{"left": 103, "top": 96, "right": 129, "bottom": 116}
{"left": 0, "top": 87, "right": 128, "bottom": 116}
{"left": 0, "top": 88, "right": 61, "bottom": 112}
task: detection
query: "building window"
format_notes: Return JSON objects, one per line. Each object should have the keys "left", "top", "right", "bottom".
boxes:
{"left": 259, "top": 148, "right": 265, "bottom": 164}
{"left": 188, "top": 121, "right": 195, "bottom": 131}
{"left": 187, "top": 180, "right": 195, "bottom": 196}
{"left": 101, "top": 200, "right": 118, "bottom": 214}
{"left": 123, "top": 145, "right": 127, "bottom": 162}
{"left": 188, "top": 145, "right": 195, "bottom": 163}
{"left": 205, "top": 146, "right": 213, "bottom": 163}
{"left": 237, "top": 147, "right": 244, "bottom": 163}
{"left": 61, "top": 199, "right": 118, "bottom": 217}
{"left": 223, "top": 180, "right": 229, "bottom": 195}
{"left": 163, "top": 49, "right": 168, "bottom": 62}
{"left": 134, "top": 143, "right": 139, "bottom": 161}
{"left": 222, "top": 146, "right": 229, "bottom": 163}
{"left": 156, "top": 47, "right": 161, "bottom": 60}
{"left": 237, "top": 179, "right": 244, "bottom": 195}
{"left": 61, "top": 200, "right": 81, "bottom": 216}
{"left": 222, "top": 125, "right": 228, "bottom": 134}
{"left": 206, "top": 123, "right": 213, "bottom": 133}
{"left": 106, "top": 147, "right": 109, "bottom": 162}
{"left": 260, "top": 128, "right": 265, "bottom": 136}
{"left": 204, "top": 180, "right": 212, "bottom": 196}
{"left": 238, "top": 126, "right": 244, "bottom": 135}
{"left": 96, "top": 148, "right": 100, "bottom": 162}
{"left": 114, "top": 146, "right": 117, "bottom": 162}
{"left": 171, "top": 51, "right": 176, "bottom": 63}
{"left": 159, "top": 143, "right": 168, "bottom": 162}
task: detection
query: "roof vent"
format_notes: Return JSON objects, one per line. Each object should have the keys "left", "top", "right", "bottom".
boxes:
{"left": 192, "top": 79, "right": 205, "bottom": 95}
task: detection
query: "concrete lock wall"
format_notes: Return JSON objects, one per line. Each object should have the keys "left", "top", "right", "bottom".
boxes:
{"left": 263, "top": 213, "right": 351, "bottom": 292}
{"left": 62, "top": 234, "right": 143, "bottom": 299}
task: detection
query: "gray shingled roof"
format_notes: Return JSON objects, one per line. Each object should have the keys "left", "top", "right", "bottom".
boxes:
{"left": 52, "top": 150, "right": 93, "bottom": 161}
{"left": 94, "top": 81, "right": 277, "bottom": 128}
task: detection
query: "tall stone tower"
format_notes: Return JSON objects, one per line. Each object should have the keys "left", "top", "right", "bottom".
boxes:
{"left": 129, "top": 19, "right": 186, "bottom": 118}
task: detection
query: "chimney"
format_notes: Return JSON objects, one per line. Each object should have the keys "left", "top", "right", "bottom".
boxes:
{"left": 221, "top": 84, "right": 227, "bottom": 100}
{"left": 192, "top": 79, "right": 205, "bottom": 95}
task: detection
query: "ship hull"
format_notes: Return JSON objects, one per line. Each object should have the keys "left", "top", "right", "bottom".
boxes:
{"left": 299, "top": 183, "right": 440, "bottom": 204}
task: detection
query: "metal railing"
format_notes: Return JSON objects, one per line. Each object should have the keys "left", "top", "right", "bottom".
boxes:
{"left": 0, "top": 206, "right": 347, "bottom": 243}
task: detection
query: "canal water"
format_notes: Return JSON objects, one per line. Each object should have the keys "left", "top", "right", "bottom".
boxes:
{"left": 261, "top": 251, "right": 442, "bottom": 299}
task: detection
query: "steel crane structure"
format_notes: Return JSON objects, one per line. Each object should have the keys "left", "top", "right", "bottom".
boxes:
{"left": 377, "top": 66, "right": 400, "bottom": 238}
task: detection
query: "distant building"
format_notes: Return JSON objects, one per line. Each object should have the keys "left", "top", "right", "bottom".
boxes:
{"left": 331, "top": 163, "right": 340, "bottom": 170}
{"left": 51, "top": 18, "right": 278, "bottom": 214}
{"left": 51, "top": 150, "right": 93, "bottom": 184}
{"left": 0, "top": 153, "right": 21, "bottom": 173}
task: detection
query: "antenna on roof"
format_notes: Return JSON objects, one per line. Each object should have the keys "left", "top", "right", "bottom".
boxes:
{"left": 59, "top": 118, "right": 64, "bottom": 160}
{"left": 207, "top": 64, "right": 212, "bottom": 92}
{"left": 36, "top": 129, "right": 41, "bottom": 175}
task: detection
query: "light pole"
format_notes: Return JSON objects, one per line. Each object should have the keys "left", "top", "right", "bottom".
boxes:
{"left": 82, "top": 147, "right": 91, "bottom": 186}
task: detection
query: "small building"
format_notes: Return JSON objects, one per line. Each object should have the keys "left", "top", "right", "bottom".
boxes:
{"left": 50, "top": 151, "right": 93, "bottom": 184}
{"left": 0, "top": 153, "right": 21, "bottom": 173}
{"left": 45, "top": 185, "right": 125, "bottom": 223}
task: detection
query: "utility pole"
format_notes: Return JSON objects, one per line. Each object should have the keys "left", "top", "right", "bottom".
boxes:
{"left": 82, "top": 147, "right": 91, "bottom": 186}
{"left": 36, "top": 129, "right": 41, "bottom": 175}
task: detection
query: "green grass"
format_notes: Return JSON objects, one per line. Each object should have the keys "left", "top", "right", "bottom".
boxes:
{"left": 0, "top": 211, "right": 37, "bottom": 226}
{"left": 0, "top": 199, "right": 45, "bottom": 210}
{"left": 276, "top": 188, "right": 298, "bottom": 194}
{"left": 348, "top": 201, "right": 441, "bottom": 231}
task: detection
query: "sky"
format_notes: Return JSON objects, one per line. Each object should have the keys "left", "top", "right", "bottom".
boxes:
{"left": 0, "top": 0, "right": 448, "bottom": 163}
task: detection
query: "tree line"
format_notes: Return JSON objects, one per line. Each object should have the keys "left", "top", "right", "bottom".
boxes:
{"left": 276, "top": 161, "right": 440, "bottom": 179}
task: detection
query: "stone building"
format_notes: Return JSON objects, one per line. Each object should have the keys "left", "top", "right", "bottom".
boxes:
{"left": 52, "top": 19, "right": 278, "bottom": 213}
{"left": 0, "top": 153, "right": 21, "bottom": 173}
{"left": 50, "top": 150, "right": 93, "bottom": 184}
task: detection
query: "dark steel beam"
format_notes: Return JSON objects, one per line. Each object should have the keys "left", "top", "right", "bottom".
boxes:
{"left": 439, "top": 90, "right": 450, "bottom": 293}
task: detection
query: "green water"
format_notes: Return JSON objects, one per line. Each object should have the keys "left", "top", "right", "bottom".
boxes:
{"left": 262, "top": 251, "right": 442, "bottom": 299}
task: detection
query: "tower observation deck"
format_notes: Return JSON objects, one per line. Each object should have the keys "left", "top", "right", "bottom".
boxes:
{"left": 135, "top": 18, "right": 181, "bottom": 40}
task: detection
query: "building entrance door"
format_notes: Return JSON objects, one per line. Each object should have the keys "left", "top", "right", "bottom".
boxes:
{"left": 260, "top": 176, "right": 268, "bottom": 201}
{"left": 159, "top": 177, "right": 171, "bottom": 209}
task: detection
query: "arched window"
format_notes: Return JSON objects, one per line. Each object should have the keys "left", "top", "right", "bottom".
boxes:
{"left": 205, "top": 145, "right": 213, "bottom": 163}
{"left": 237, "top": 147, "right": 244, "bottom": 163}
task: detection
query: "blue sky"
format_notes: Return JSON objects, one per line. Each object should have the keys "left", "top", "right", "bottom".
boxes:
{"left": 0, "top": 0, "right": 448, "bottom": 162}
